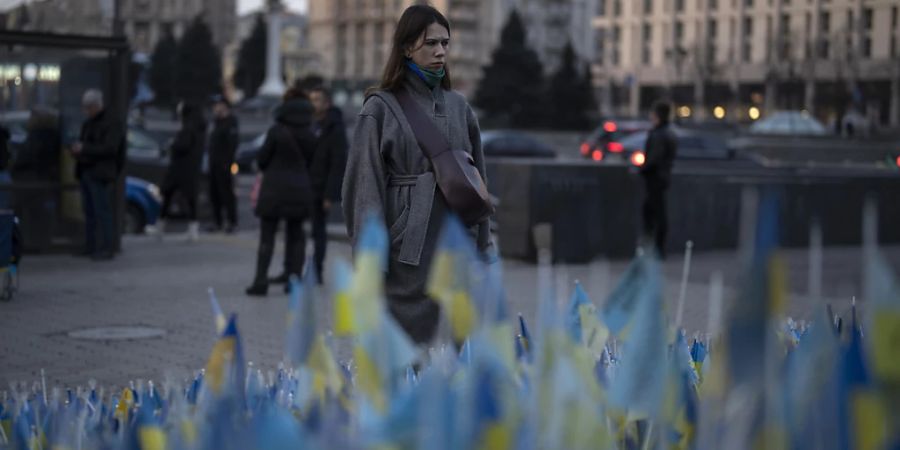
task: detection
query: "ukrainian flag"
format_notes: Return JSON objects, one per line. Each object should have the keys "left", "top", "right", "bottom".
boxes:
{"left": 203, "top": 314, "right": 245, "bottom": 400}
{"left": 427, "top": 217, "right": 483, "bottom": 343}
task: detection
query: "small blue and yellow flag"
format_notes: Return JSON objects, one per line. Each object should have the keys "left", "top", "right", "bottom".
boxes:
{"left": 204, "top": 314, "right": 245, "bottom": 400}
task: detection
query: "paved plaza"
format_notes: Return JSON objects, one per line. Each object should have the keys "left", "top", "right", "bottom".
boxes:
{"left": 1, "top": 228, "right": 897, "bottom": 389}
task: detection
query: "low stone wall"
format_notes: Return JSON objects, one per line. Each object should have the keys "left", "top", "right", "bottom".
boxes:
{"left": 486, "top": 159, "right": 900, "bottom": 262}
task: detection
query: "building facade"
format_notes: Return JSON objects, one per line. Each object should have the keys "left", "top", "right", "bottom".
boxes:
{"left": 119, "top": 0, "right": 236, "bottom": 54}
{"left": 592, "top": 0, "right": 900, "bottom": 126}
{"left": 308, "top": 0, "right": 516, "bottom": 104}
{"left": 519, "top": 0, "right": 596, "bottom": 74}
{"left": 1, "top": 0, "right": 236, "bottom": 56}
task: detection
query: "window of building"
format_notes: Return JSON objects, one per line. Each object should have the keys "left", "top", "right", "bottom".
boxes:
{"left": 595, "top": 28, "right": 606, "bottom": 64}
{"left": 863, "top": 8, "right": 873, "bottom": 31}
{"left": 675, "top": 0, "right": 685, "bottom": 13}
{"left": 847, "top": 10, "right": 854, "bottom": 31}
{"left": 709, "top": 0, "right": 717, "bottom": 10}
{"left": 644, "top": 0, "right": 652, "bottom": 14}
{"left": 892, "top": 35, "right": 897, "bottom": 58}
{"left": 818, "top": 38, "right": 829, "bottom": 59}
{"left": 742, "top": 17, "right": 753, "bottom": 62}
{"left": 337, "top": 24, "right": 347, "bottom": 77}
{"left": 780, "top": 14, "right": 790, "bottom": 34}
{"left": 598, "top": 0, "right": 606, "bottom": 16}
{"left": 729, "top": 18, "right": 736, "bottom": 62}
{"left": 613, "top": 0, "right": 622, "bottom": 17}
{"left": 893, "top": 6, "right": 898, "bottom": 30}
{"left": 862, "top": 36, "right": 871, "bottom": 58}
{"left": 642, "top": 23, "right": 652, "bottom": 64}
{"left": 820, "top": 11, "right": 830, "bottom": 33}
{"left": 355, "top": 24, "right": 365, "bottom": 75}
{"left": 612, "top": 25, "right": 621, "bottom": 64}
{"left": 745, "top": 0, "right": 753, "bottom": 7}
{"left": 675, "top": 20, "right": 684, "bottom": 43}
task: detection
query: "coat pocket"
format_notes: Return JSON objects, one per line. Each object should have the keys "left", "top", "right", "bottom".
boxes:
{"left": 387, "top": 186, "right": 411, "bottom": 246}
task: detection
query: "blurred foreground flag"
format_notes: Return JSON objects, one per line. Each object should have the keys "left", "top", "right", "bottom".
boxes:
{"left": 428, "top": 217, "right": 484, "bottom": 343}
{"left": 204, "top": 315, "right": 245, "bottom": 398}
{"left": 606, "top": 255, "right": 667, "bottom": 419}
{"left": 336, "top": 215, "right": 388, "bottom": 336}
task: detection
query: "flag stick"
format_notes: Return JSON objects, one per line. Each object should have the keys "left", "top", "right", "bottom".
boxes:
{"left": 642, "top": 422, "right": 654, "bottom": 450}
{"left": 706, "top": 271, "right": 724, "bottom": 339}
{"left": 675, "top": 240, "right": 694, "bottom": 329}
{"left": 808, "top": 220, "right": 823, "bottom": 302}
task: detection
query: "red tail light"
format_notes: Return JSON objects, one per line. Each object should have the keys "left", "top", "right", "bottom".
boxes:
{"left": 591, "top": 149, "right": 604, "bottom": 161}
{"left": 580, "top": 142, "right": 590, "bottom": 155}
{"left": 603, "top": 121, "right": 617, "bottom": 133}
{"left": 631, "top": 151, "right": 646, "bottom": 166}
{"left": 896, "top": 155, "right": 900, "bottom": 168}
{"left": 608, "top": 142, "right": 624, "bottom": 153}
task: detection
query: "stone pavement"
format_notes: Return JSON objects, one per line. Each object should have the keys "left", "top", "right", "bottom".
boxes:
{"left": 2, "top": 229, "right": 898, "bottom": 389}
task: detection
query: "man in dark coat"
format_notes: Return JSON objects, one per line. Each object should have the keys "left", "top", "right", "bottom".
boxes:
{"left": 71, "top": 89, "right": 125, "bottom": 260}
{"left": 207, "top": 96, "right": 239, "bottom": 233}
{"left": 307, "top": 86, "right": 347, "bottom": 283}
{"left": 640, "top": 101, "right": 677, "bottom": 259}
{"left": 247, "top": 91, "right": 316, "bottom": 296}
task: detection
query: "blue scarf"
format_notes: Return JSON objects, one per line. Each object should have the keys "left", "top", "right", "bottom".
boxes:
{"left": 406, "top": 60, "right": 445, "bottom": 89}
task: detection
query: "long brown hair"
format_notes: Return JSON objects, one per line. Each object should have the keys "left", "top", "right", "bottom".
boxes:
{"left": 367, "top": 4, "right": 452, "bottom": 96}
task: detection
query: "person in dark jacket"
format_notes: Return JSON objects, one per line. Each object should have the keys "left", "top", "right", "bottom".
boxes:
{"left": 71, "top": 90, "right": 125, "bottom": 260}
{"left": 207, "top": 96, "right": 239, "bottom": 233}
{"left": 246, "top": 88, "right": 316, "bottom": 296}
{"left": 307, "top": 86, "right": 346, "bottom": 283}
{"left": 12, "top": 108, "right": 60, "bottom": 182}
{"left": 639, "top": 101, "right": 677, "bottom": 259}
{"left": 158, "top": 102, "right": 206, "bottom": 241}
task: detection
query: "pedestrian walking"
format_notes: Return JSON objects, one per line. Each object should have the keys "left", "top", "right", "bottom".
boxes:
{"left": 640, "top": 101, "right": 677, "bottom": 259}
{"left": 342, "top": 5, "right": 495, "bottom": 345}
{"left": 157, "top": 102, "right": 206, "bottom": 242}
{"left": 71, "top": 90, "right": 125, "bottom": 260}
{"left": 246, "top": 88, "right": 316, "bottom": 296}
{"left": 307, "top": 86, "right": 347, "bottom": 283}
{"left": 207, "top": 95, "right": 239, "bottom": 233}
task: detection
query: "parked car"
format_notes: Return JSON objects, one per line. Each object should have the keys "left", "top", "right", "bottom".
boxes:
{"left": 482, "top": 130, "right": 556, "bottom": 158}
{"left": 606, "top": 127, "right": 734, "bottom": 167}
{"left": 124, "top": 176, "right": 161, "bottom": 234}
{"left": 749, "top": 111, "right": 827, "bottom": 136}
{"left": 579, "top": 118, "right": 652, "bottom": 161}
{"left": 235, "top": 132, "right": 266, "bottom": 173}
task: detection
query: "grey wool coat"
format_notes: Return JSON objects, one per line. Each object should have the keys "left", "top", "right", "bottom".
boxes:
{"left": 342, "top": 71, "right": 494, "bottom": 344}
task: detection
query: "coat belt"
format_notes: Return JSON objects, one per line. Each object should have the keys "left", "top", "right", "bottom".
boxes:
{"left": 386, "top": 172, "right": 435, "bottom": 267}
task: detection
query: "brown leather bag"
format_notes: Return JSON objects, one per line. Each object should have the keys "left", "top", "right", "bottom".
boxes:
{"left": 395, "top": 89, "right": 494, "bottom": 227}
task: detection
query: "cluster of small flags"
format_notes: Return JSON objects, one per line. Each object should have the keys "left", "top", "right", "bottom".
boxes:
{"left": 2, "top": 199, "right": 899, "bottom": 450}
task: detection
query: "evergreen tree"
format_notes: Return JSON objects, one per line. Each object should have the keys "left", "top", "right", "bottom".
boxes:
{"left": 473, "top": 10, "right": 545, "bottom": 128}
{"left": 546, "top": 42, "right": 594, "bottom": 130}
{"left": 148, "top": 32, "right": 177, "bottom": 107}
{"left": 233, "top": 14, "right": 267, "bottom": 99}
{"left": 174, "top": 16, "right": 223, "bottom": 104}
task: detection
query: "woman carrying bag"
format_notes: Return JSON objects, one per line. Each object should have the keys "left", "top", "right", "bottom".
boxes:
{"left": 342, "top": 5, "right": 495, "bottom": 345}
{"left": 246, "top": 88, "right": 316, "bottom": 296}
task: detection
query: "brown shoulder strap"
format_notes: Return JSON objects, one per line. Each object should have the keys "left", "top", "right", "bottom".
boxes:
{"left": 394, "top": 89, "right": 450, "bottom": 159}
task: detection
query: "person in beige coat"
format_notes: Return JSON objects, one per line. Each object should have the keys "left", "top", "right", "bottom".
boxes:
{"left": 342, "top": 4, "right": 494, "bottom": 345}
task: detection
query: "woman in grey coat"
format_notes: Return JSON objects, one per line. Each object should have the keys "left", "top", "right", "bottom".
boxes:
{"left": 342, "top": 5, "right": 494, "bottom": 344}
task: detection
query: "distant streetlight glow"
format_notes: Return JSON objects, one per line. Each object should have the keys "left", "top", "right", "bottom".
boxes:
{"left": 748, "top": 107, "right": 761, "bottom": 120}
{"left": 678, "top": 106, "right": 692, "bottom": 118}
{"left": 713, "top": 106, "right": 726, "bottom": 119}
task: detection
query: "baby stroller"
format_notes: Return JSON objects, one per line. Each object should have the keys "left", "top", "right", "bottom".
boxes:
{"left": 0, "top": 211, "right": 20, "bottom": 301}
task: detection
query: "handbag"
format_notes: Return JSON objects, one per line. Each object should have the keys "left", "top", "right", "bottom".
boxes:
{"left": 394, "top": 89, "right": 494, "bottom": 227}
